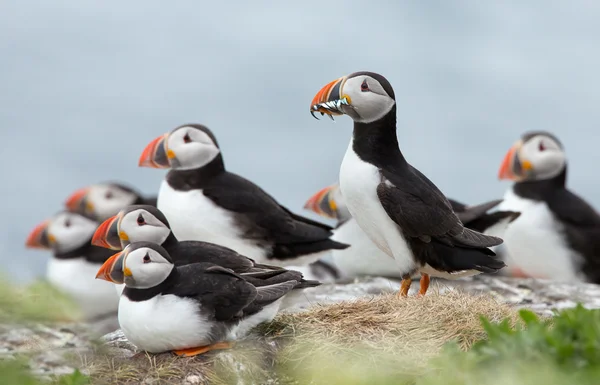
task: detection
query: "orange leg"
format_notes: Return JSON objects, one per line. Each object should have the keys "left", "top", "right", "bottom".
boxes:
{"left": 510, "top": 267, "right": 532, "bottom": 278}
{"left": 173, "top": 341, "right": 233, "bottom": 357}
{"left": 399, "top": 277, "right": 412, "bottom": 297}
{"left": 417, "top": 273, "right": 430, "bottom": 297}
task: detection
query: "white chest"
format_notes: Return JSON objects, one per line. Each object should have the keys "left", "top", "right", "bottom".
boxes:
{"left": 498, "top": 188, "right": 583, "bottom": 281}
{"left": 330, "top": 218, "right": 398, "bottom": 278}
{"left": 157, "top": 180, "right": 267, "bottom": 260}
{"left": 118, "top": 294, "right": 215, "bottom": 353}
{"left": 46, "top": 257, "right": 119, "bottom": 319}
{"left": 338, "top": 140, "right": 415, "bottom": 275}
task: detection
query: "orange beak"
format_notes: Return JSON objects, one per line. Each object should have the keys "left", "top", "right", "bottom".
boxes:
{"left": 95, "top": 251, "right": 126, "bottom": 284}
{"left": 310, "top": 76, "right": 348, "bottom": 119}
{"left": 303, "top": 184, "right": 339, "bottom": 219}
{"left": 139, "top": 133, "right": 171, "bottom": 169}
{"left": 92, "top": 214, "right": 123, "bottom": 250}
{"left": 25, "top": 220, "right": 53, "bottom": 249}
{"left": 65, "top": 187, "right": 91, "bottom": 213}
{"left": 498, "top": 140, "right": 529, "bottom": 181}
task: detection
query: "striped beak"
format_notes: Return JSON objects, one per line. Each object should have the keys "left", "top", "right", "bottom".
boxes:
{"left": 139, "top": 133, "right": 173, "bottom": 169}
{"left": 498, "top": 140, "right": 533, "bottom": 181}
{"left": 303, "top": 184, "right": 339, "bottom": 219}
{"left": 65, "top": 187, "right": 94, "bottom": 216}
{"left": 91, "top": 213, "right": 124, "bottom": 250}
{"left": 25, "top": 220, "right": 55, "bottom": 249}
{"left": 310, "top": 76, "right": 349, "bottom": 120}
{"left": 95, "top": 250, "right": 129, "bottom": 284}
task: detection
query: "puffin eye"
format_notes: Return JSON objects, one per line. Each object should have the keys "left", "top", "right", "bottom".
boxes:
{"left": 183, "top": 133, "right": 192, "bottom": 143}
{"left": 137, "top": 214, "right": 145, "bottom": 226}
{"left": 105, "top": 191, "right": 113, "bottom": 199}
{"left": 64, "top": 219, "right": 71, "bottom": 228}
{"left": 360, "top": 79, "right": 369, "bottom": 92}
{"left": 143, "top": 253, "right": 151, "bottom": 263}
{"left": 539, "top": 141, "right": 546, "bottom": 151}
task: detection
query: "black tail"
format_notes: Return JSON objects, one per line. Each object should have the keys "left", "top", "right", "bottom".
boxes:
{"left": 242, "top": 269, "right": 321, "bottom": 289}
{"left": 272, "top": 239, "right": 350, "bottom": 261}
{"left": 431, "top": 241, "right": 506, "bottom": 274}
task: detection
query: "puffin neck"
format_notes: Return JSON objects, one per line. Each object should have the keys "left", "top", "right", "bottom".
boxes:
{"left": 162, "top": 231, "right": 179, "bottom": 249}
{"left": 351, "top": 105, "right": 407, "bottom": 169}
{"left": 513, "top": 166, "right": 567, "bottom": 201}
{"left": 122, "top": 266, "right": 179, "bottom": 302}
{"left": 54, "top": 240, "right": 112, "bottom": 263}
{"left": 166, "top": 154, "right": 225, "bottom": 191}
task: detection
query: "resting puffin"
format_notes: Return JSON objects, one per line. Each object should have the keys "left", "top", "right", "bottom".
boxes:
{"left": 497, "top": 131, "right": 600, "bottom": 283}
{"left": 96, "top": 242, "right": 302, "bottom": 356}
{"left": 91, "top": 204, "right": 321, "bottom": 290}
{"left": 137, "top": 124, "right": 349, "bottom": 267}
{"left": 25, "top": 211, "right": 119, "bottom": 319}
{"left": 310, "top": 71, "right": 505, "bottom": 296}
{"left": 304, "top": 183, "right": 519, "bottom": 279}
{"left": 65, "top": 182, "right": 157, "bottom": 221}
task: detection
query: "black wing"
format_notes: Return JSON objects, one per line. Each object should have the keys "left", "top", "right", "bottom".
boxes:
{"left": 548, "top": 189, "right": 600, "bottom": 271}
{"left": 170, "top": 263, "right": 257, "bottom": 321}
{"left": 202, "top": 173, "right": 338, "bottom": 245}
{"left": 377, "top": 166, "right": 503, "bottom": 248}
{"left": 171, "top": 241, "right": 256, "bottom": 272}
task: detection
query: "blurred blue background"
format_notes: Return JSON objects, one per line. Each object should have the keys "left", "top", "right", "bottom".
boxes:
{"left": 2, "top": 1, "right": 599, "bottom": 282}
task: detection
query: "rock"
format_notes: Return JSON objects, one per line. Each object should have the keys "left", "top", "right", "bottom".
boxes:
{"left": 4, "top": 275, "right": 600, "bottom": 382}
{"left": 183, "top": 374, "right": 203, "bottom": 384}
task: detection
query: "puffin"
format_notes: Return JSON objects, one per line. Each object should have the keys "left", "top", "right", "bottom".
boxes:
{"left": 310, "top": 71, "right": 505, "bottom": 296}
{"left": 25, "top": 211, "right": 119, "bottom": 320}
{"left": 95, "top": 241, "right": 303, "bottom": 356}
{"left": 65, "top": 182, "right": 157, "bottom": 221}
{"left": 137, "top": 124, "right": 349, "bottom": 267}
{"left": 90, "top": 204, "right": 321, "bottom": 290}
{"left": 304, "top": 183, "right": 519, "bottom": 279}
{"left": 497, "top": 131, "right": 600, "bottom": 283}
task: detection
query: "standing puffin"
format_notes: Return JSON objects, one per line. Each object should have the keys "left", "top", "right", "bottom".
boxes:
{"left": 310, "top": 71, "right": 505, "bottom": 296}
{"left": 25, "top": 211, "right": 119, "bottom": 320}
{"left": 96, "top": 242, "right": 303, "bottom": 356}
{"left": 65, "top": 182, "right": 157, "bottom": 221}
{"left": 304, "top": 183, "right": 519, "bottom": 279}
{"left": 137, "top": 124, "right": 349, "bottom": 267}
{"left": 90, "top": 204, "right": 321, "bottom": 290}
{"left": 497, "top": 131, "right": 600, "bottom": 283}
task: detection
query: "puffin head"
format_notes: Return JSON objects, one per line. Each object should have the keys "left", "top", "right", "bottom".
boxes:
{"left": 91, "top": 205, "right": 172, "bottom": 251}
{"left": 498, "top": 131, "right": 566, "bottom": 182}
{"left": 64, "top": 182, "right": 141, "bottom": 221}
{"left": 138, "top": 124, "right": 221, "bottom": 171}
{"left": 303, "top": 183, "right": 349, "bottom": 220}
{"left": 95, "top": 241, "right": 174, "bottom": 288}
{"left": 310, "top": 71, "right": 396, "bottom": 124}
{"left": 26, "top": 211, "right": 98, "bottom": 254}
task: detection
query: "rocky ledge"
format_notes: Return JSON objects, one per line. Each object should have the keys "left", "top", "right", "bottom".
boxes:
{"left": 3, "top": 275, "right": 600, "bottom": 382}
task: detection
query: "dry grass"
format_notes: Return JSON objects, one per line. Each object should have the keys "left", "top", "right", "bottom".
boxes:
{"left": 85, "top": 289, "right": 520, "bottom": 385}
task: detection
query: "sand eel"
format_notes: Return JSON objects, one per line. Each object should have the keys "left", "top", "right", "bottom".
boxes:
{"left": 95, "top": 242, "right": 302, "bottom": 356}
{"left": 91, "top": 204, "right": 321, "bottom": 291}
{"left": 310, "top": 71, "right": 506, "bottom": 296}
{"left": 65, "top": 182, "right": 157, "bottom": 221}
{"left": 25, "top": 211, "right": 119, "bottom": 319}
{"left": 137, "top": 124, "right": 349, "bottom": 267}
{"left": 304, "top": 183, "right": 519, "bottom": 279}
{"left": 497, "top": 131, "right": 600, "bottom": 283}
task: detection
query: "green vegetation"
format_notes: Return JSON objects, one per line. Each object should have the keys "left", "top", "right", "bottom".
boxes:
{"left": 2, "top": 275, "right": 600, "bottom": 385}
{"left": 0, "top": 276, "right": 89, "bottom": 385}
{"left": 0, "top": 276, "right": 82, "bottom": 324}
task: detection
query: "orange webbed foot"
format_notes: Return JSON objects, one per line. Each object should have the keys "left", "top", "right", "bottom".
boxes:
{"left": 173, "top": 341, "right": 234, "bottom": 357}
